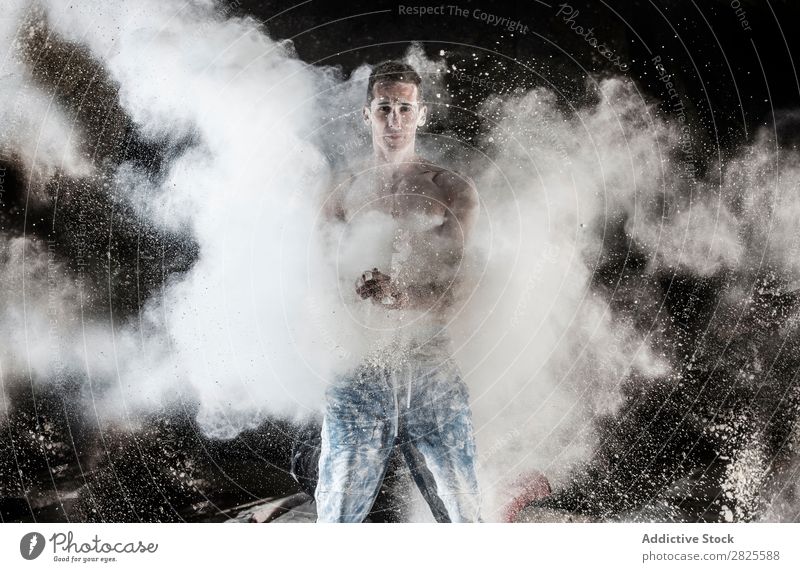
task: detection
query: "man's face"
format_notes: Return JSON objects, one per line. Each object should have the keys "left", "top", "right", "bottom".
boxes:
{"left": 364, "top": 81, "right": 427, "bottom": 157}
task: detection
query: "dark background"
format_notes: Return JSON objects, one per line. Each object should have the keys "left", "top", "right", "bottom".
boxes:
{"left": 236, "top": 0, "right": 800, "bottom": 150}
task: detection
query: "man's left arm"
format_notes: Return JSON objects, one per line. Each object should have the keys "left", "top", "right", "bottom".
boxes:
{"left": 371, "top": 172, "right": 479, "bottom": 310}
{"left": 435, "top": 170, "right": 480, "bottom": 248}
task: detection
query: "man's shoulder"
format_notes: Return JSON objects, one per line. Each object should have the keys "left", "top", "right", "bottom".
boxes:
{"left": 329, "top": 167, "right": 359, "bottom": 189}
{"left": 417, "top": 161, "right": 476, "bottom": 197}
{"left": 322, "top": 168, "right": 358, "bottom": 221}
{"left": 416, "top": 161, "right": 479, "bottom": 224}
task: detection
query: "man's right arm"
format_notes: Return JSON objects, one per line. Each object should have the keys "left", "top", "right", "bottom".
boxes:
{"left": 320, "top": 175, "right": 347, "bottom": 223}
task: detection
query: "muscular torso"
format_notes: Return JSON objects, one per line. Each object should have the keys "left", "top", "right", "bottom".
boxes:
{"left": 327, "top": 159, "right": 475, "bottom": 317}
{"left": 339, "top": 164, "right": 449, "bottom": 221}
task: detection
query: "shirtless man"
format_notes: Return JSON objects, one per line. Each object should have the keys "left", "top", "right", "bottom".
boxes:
{"left": 315, "top": 61, "right": 481, "bottom": 522}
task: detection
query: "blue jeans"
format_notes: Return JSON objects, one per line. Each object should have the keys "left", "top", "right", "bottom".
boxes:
{"left": 315, "top": 333, "right": 481, "bottom": 522}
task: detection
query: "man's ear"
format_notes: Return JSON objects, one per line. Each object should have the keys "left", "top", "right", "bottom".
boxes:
{"left": 362, "top": 105, "right": 371, "bottom": 126}
{"left": 417, "top": 104, "right": 428, "bottom": 127}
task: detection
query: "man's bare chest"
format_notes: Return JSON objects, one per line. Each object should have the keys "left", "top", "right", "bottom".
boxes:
{"left": 339, "top": 174, "right": 450, "bottom": 222}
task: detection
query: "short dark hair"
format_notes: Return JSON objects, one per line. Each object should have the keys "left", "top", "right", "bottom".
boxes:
{"left": 366, "top": 61, "right": 423, "bottom": 104}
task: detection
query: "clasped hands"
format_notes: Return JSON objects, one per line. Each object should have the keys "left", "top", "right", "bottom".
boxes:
{"left": 355, "top": 268, "right": 409, "bottom": 310}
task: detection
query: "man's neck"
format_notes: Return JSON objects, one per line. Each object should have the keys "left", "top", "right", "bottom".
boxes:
{"left": 373, "top": 145, "right": 417, "bottom": 169}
